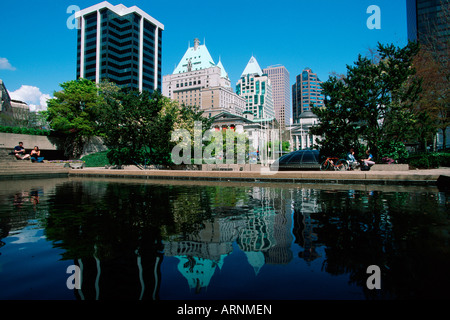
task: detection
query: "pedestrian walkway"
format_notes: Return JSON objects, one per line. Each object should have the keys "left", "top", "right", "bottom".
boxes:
{"left": 1, "top": 155, "right": 449, "bottom": 188}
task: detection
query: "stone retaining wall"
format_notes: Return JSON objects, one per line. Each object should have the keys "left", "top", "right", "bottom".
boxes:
{"left": 0, "top": 132, "right": 60, "bottom": 150}
{"left": 0, "top": 132, "right": 107, "bottom": 159}
{"left": 371, "top": 164, "right": 409, "bottom": 171}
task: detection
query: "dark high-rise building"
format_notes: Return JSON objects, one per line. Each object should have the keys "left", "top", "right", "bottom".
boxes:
{"left": 75, "top": 1, "right": 164, "bottom": 92}
{"left": 406, "top": 0, "right": 449, "bottom": 47}
{"left": 291, "top": 68, "right": 324, "bottom": 124}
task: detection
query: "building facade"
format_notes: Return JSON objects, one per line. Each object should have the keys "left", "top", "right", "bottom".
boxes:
{"left": 210, "top": 111, "right": 278, "bottom": 163}
{"left": 162, "top": 38, "right": 245, "bottom": 117}
{"left": 236, "top": 56, "right": 275, "bottom": 120}
{"left": 0, "top": 80, "right": 12, "bottom": 116}
{"left": 287, "top": 111, "right": 319, "bottom": 150}
{"left": 291, "top": 68, "right": 324, "bottom": 124}
{"left": 262, "top": 65, "right": 291, "bottom": 128}
{"left": 0, "top": 79, "right": 31, "bottom": 127}
{"left": 75, "top": 1, "right": 164, "bottom": 92}
{"left": 407, "top": 0, "right": 449, "bottom": 46}
{"left": 406, "top": 0, "right": 449, "bottom": 149}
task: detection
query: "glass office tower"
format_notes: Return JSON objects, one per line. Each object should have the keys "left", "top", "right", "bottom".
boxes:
{"left": 406, "top": 0, "right": 449, "bottom": 46}
{"left": 76, "top": 2, "right": 164, "bottom": 92}
{"left": 291, "top": 68, "right": 324, "bottom": 123}
{"left": 236, "top": 56, "right": 275, "bottom": 120}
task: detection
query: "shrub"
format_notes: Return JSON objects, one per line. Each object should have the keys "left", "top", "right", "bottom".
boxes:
{"left": 81, "top": 150, "right": 110, "bottom": 167}
{"left": 378, "top": 140, "right": 408, "bottom": 163}
{"left": 406, "top": 152, "right": 450, "bottom": 169}
{"left": 0, "top": 125, "right": 49, "bottom": 136}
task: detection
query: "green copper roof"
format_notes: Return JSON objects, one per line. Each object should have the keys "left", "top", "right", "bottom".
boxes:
{"left": 173, "top": 39, "right": 216, "bottom": 74}
{"left": 216, "top": 59, "right": 229, "bottom": 79}
{"left": 241, "top": 56, "right": 263, "bottom": 77}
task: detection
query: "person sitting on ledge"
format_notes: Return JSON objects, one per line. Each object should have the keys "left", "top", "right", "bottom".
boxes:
{"left": 361, "top": 149, "right": 375, "bottom": 167}
{"left": 14, "top": 142, "right": 31, "bottom": 160}
{"left": 30, "top": 146, "right": 44, "bottom": 163}
{"left": 346, "top": 148, "right": 359, "bottom": 170}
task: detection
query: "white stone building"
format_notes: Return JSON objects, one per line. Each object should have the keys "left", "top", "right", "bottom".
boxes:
{"left": 162, "top": 38, "right": 245, "bottom": 117}
{"left": 287, "top": 111, "right": 319, "bottom": 150}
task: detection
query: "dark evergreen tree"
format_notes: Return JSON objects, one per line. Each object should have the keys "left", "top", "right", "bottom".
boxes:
{"left": 311, "top": 42, "right": 421, "bottom": 161}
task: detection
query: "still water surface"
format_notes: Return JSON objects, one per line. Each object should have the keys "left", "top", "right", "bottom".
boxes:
{"left": 0, "top": 177, "right": 449, "bottom": 300}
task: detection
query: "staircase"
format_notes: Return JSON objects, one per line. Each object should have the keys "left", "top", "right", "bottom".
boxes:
{"left": 0, "top": 148, "right": 70, "bottom": 180}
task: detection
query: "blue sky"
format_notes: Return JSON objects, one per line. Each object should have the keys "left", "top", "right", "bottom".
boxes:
{"left": 0, "top": 0, "right": 408, "bottom": 111}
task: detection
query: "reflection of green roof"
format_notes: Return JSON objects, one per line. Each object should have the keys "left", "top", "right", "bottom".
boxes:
{"left": 173, "top": 40, "right": 215, "bottom": 74}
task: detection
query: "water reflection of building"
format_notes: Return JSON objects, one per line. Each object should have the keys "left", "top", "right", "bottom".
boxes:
{"left": 292, "top": 189, "right": 321, "bottom": 263}
{"left": 72, "top": 249, "right": 163, "bottom": 300}
{"left": 164, "top": 186, "right": 295, "bottom": 291}
{"left": 164, "top": 218, "right": 244, "bottom": 292}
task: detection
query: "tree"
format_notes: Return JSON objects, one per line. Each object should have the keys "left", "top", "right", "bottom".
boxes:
{"left": 203, "top": 129, "right": 249, "bottom": 164}
{"left": 311, "top": 42, "right": 421, "bottom": 161}
{"left": 44, "top": 78, "right": 104, "bottom": 158}
{"left": 97, "top": 89, "right": 212, "bottom": 166}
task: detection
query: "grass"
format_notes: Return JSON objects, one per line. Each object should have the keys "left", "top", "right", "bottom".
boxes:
{"left": 81, "top": 150, "right": 110, "bottom": 167}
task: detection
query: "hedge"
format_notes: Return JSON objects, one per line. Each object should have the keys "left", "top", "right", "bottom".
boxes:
{"left": 81, "top": 150, "right": 110, "bottom": 167}
{"left": 0, "top": 125, "right": 50, "bottom": 136}
{"left": 406, "top": 152, "right": 450, "bottom": 169}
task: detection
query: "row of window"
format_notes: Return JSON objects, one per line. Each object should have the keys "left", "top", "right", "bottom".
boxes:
{"left": 176, "top": 80, "right": 202, "bottom": 88}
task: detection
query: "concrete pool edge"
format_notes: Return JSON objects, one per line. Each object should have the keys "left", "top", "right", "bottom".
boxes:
{"left": 1, "top": 166, "right": 449, "bottom": 188}
{"left": 65, "top": 167, "right": 450, "bottom": 188}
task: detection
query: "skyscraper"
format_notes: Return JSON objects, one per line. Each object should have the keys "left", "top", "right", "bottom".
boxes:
{"left": 291, "top": 68, "right": 324, "bottom": 123}
{"left": 236, "top": 56, "right": 274, "bottom": 120}
{"left": 162, "top": 38, "right": 245, "bottom": 117}
{"left": 406, "top": 0, "right": 449, "bottom": 47}
{"left": 262, "top": 65, "right": 291, "bottom": 128}
{"left": 75, "top": 1, "right": 164, "bottom": 92}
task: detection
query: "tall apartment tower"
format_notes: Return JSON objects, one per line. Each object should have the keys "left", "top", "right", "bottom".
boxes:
{"left": 236, "top": 56, "right": 274, "bottom": 120}
{"left": 75, "top": 1, "right": 164, "bottom": 92}
{"left": 162, "top": 38, "right": 245, "bottom": 117}
{"left": 262, "top": 65, "right": 291, "bottom": 128}
{"left": 407, "top": 0, "right": 449, "bottom": 46}
{"left": 291, "top": 68, "right": 324, "bottom": 123}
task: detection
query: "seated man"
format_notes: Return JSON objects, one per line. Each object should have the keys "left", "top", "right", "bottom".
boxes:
{"left": 14, "top": 142, "right": 30, "bottom": 160}
{"left": 346, "top": 148, "right": 359, "bottom": 170}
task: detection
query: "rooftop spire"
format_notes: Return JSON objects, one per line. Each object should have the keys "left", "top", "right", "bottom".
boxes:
{"left": 241, "top": 55, "right": 263, "bottom": 77}
{"left": 173, "top": 38, "right": 215, "bottom": 74}
{"left": 194, "top": 38, "right": 200, "bottom": 50}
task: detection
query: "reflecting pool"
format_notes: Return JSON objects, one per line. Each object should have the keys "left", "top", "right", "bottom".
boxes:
{"left": 0, "top": 177, "right": 449, "bottom": 300}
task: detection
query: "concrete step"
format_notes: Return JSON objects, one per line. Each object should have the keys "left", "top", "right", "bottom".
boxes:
{"left": 0, "top": 169, "right": 70, "bottom": 175}
{"left": 0, "top": 164, "right": 67, "bottom": 169}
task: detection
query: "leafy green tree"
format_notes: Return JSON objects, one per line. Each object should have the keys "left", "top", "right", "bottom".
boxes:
{"left": 310, "top": 74, "right": 363, "bottom": 159}
{"left": 311, "top": 42, "right": 421, "bottom": 161}
{"left": 44, "top": 78, "right": 104, "bottom": 158}
{"left": 97, "top": 89, "right": 211, "bottom": 166}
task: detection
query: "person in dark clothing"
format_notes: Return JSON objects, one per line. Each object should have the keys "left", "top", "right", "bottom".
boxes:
{"left": 14, "top": 142, "right": 30, "bottom": 160}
